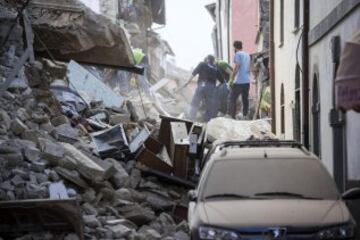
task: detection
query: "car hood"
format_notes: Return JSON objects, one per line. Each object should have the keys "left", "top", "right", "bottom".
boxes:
{"left": 200, "top": 199, "right": 350, "bottom": 228}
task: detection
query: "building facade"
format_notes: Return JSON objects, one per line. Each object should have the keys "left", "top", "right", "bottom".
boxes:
{"left": 308, "top": 0, "right": 360, "bottom": 190}
{"left": 207, "top": 0, "right": 258, "bottom": 62}
{"left": 272, "top": 0, "right": 304, "bottom": 141}
{"left": 271, "top": 0, "right": 360, "bottom": 191}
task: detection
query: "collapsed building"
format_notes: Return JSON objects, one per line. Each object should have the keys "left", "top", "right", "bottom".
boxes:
{"left": 0, "top": 1, "right": 192, "bottom": 239}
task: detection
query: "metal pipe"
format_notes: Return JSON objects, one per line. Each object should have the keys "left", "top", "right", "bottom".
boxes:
{"left": 269, "top": 0, "right": 276, "bottom": 133}
{"left": 302, "top": 0, "right": 310, "bottom": 148}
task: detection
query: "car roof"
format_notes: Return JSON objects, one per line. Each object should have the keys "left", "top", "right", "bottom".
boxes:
{"left": 209, "top": 140, "right": 316, "bottom": 161}
{"left": 212, "top": 147, "right": 315, "bottom": 161}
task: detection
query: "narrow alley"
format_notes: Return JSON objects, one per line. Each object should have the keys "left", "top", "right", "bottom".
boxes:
{"left": 0, "top": 0, "right": 359, "bottom": 240}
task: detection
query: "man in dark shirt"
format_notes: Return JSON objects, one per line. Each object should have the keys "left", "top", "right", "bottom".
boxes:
{"left": 183, "top": 55, "right": 224, "bottom": 122}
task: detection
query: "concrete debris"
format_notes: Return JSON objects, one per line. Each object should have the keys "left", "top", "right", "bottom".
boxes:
{"left": 67, "top": 60, "right": 125, "bottom": 108}
{"left": 0, "top": 63, "right": 191, "bottom": 240}
{"left": 10, "top": 118, "right": 28, "bottom": 136}
{"left": 61, "top": 143, "right": 105, "bottom": 181}
{"left": 206, "top": 117, "right": 275, "bottom": 141}
{"left": 49, "top": 182, "right": 69, "bottom": 199}
{"left": 38, "top": 137, "right": 65, "bottom": 163}
{"left": 83, "top": 215, "right": 101, "bottom": 228}
{"left": 52, "top": 124, "right": 80, "bottom": 144}
{"left": 106, "top": 223, "right": 132, "bottom": 238}
{"left": 54, "top": 167, "right": 89, "bottom": 189}
{"left": 117, "top": 204, "right": 156, "bottom": 226}
{"left": 51, "top": 115, "right": 70, "bottom": 127}
{"left": 28, "top": 0, "right": 136, "bottom": 69}
{"left": 109, "top": 113, "right": 131, "bottom": 125}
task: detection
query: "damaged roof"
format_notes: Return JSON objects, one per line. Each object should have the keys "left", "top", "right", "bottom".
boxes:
{"left": 28, "top": 0, "right": 137, "bottom": 70}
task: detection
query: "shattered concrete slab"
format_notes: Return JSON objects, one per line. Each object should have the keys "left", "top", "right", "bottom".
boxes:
{"left": 61, "top": 143, "right": 106, "bottom": 180}
{"left": 28, "top": 0, "right": 136, "bottom": 69}
{"left": 37, "top": 137, "right": 65, "bottom": 163}
{"left": 54, "top": 167, "right": 89, "bottom": 189}
{"left": 52, "top": 123, "right": 80, "bottom": 144}
{"left": 67, "top": 60, "right": 125, "bottom": 108}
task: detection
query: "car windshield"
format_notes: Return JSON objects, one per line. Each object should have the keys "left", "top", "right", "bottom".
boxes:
{"left": 201, "top": 158, "right": 339, "bottom": 200}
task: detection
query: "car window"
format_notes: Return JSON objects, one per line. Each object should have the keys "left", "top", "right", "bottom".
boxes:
{"left": 201, "top": 158, "right": 339, "bottom": 200}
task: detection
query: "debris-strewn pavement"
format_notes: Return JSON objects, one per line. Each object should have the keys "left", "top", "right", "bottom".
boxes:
{"left": 0, "top": 61, "right": 190, "bottom": 240}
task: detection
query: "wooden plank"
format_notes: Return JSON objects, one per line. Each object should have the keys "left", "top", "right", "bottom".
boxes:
{"left": 135, "top": 136, "right": 173, "bottom": 173}
{"left": 0, "top": 198, "right": 84, "bottom": 240}
{"left": 136, "top": 163, "right": 196, "bottom": 189}
{"left": 170, "top": 122, "right": 189, "bottom": 178}
{"left": 158, "top": 115, "right": 193, "bottom": 154}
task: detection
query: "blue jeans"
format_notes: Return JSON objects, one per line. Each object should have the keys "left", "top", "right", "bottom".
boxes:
{"left": 189, "top": 82, "right": 216, "bottom": 122}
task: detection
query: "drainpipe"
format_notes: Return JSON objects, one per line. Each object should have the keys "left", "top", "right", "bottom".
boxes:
{"left": 227, "top": 0, "right": 231, "bottom": 62}
{"left": 269, "top": 0, "right": 276, "bottom": 133}
{"left": 330, "top": 36, "right": 346, "bottom": 192}
{"left": 302, "top": 0, "right": 310, "bottom": 148}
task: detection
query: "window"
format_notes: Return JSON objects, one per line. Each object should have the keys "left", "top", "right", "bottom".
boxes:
{"left": 280, "top": 84, "right": 285, "bottom": 134}
{"left": 118, "top": 0, "right": 137, "bottom": 22}
{"left": 294, "top": 0, "right": 300, "bottom": 29}
{"left": 279, "top": 0, "right": 284, "bottom": 45}
{"left": 201, "top": 159, "right": 339, "bottom": 200}
{"left": 293, "top": 65, "right": 301, "bottom": 141}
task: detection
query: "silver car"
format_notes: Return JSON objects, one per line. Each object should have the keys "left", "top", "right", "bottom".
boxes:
{"left": 188, "top": 141, "right": 360, "bottom": 240}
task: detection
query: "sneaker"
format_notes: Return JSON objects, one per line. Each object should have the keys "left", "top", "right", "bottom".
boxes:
{"left": 236, "top": 113, "right": 244, "bottom": 120}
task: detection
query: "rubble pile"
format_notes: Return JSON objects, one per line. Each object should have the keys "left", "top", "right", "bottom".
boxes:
{"left": 0, "top": 60, "right": 190, "bottom": 240}
{"left": 0, "top": 2, "right": 194, "bottom": 238}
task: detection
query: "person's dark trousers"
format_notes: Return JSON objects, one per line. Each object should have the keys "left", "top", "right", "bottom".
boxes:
{"left": 227, "top": 83, "right": 250, "bottom": 119}
{"left": 189, "top": 82, "right": 216, "bottom": 122}
{"left": 212, "top": 83, "right": 229, "bottom": 117}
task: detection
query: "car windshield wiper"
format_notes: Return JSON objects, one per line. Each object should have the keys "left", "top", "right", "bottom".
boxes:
{"left": 254, "top": 191, "right": 323, "bottom": 200}
{"left": 204, "top": 193, "right": 252, "bottom": 200}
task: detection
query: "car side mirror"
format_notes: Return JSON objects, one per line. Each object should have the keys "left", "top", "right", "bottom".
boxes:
{"left": 188, "top": 190, "right": 198, "bottom": 202}
{"left": 342, "top": 187, "right": 360, "bottom": 200}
